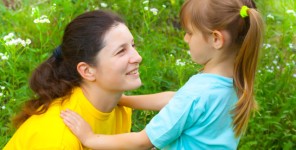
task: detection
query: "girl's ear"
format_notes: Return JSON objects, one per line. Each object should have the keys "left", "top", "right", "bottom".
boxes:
{"left": 211, "top": 30, "right": 224, "bottom": 50}
{"left": 77, "top": 62, "right": 96, "bottom": 81}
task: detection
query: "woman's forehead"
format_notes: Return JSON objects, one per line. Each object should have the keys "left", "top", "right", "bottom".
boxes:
{"left": 104, "top": 23, "right": 132, "bottom": 42}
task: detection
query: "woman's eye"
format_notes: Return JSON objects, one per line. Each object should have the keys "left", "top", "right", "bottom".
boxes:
{"left": 117, "top": 49, "right": 125, "bottom": 55}
{"left": 132, "top": 43, "right": 136, "bottom": 47}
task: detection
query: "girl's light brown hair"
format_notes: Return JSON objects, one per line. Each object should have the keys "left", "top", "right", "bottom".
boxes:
{"left": 180, "top": 0, "right": 264, "bottom": 137}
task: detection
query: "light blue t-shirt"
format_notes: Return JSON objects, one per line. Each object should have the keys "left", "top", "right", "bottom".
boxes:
{"left": 145, "top": 73, "right": 239, "bottom": 150}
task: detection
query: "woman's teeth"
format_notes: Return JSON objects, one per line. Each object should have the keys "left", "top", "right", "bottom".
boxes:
{"left": 128, "top": 70, "right": 138, "bottom": 75}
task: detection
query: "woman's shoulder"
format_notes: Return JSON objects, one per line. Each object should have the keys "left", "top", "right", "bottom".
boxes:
{"left": 7, "top": 109, "right": 81, "bottom": 149}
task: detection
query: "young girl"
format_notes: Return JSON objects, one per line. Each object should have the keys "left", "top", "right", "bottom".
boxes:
{"left": 61, "top": 0, "right": 264, "bottom": 149}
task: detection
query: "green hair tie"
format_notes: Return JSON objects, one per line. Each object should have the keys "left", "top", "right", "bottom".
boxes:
{"left": 240, "top": 5, "right": 249, "bottom": 18}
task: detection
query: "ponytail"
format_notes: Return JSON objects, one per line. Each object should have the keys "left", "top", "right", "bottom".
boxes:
{"left": 13, "top": 54, "right": 80, "bottom": 128}
{"left": 232, "top": 8, "right": 264, "bottom": 137}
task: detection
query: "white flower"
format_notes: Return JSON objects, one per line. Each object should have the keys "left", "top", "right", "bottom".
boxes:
{"left": 150, "top": 8, "right": 158, "bottom": 15}
{"left": 267, "top": 14, "right": 274, "bottom": 20}
{"left": 162, "top": 5, "right": 166, "bottom": 8}
{"left": 92, "top": 5, "right": 99, "bottom": 10}
{"left": 289, "top": 43, "right": 293, "bottom": 49}
{"left": 1, "top": 55, "right": 9, "bottom": 60}
{"left": 0, "top": 86, "right": 5, "bottom": 90}
{"left": 176, "top": 59, "right": 186, "bottom": 66}
{"left": 100, "top": 2, "right": 108, "bottom": 8}
{"left": 51, "top": 3, "right": 57, "bottom": 11}
{"left": 34, "top": 15, "right": 50, "bottom": 24}
{"left": 144, "top": 6, "right": 149, "bottom": 10}
{"left": 3, "top": 32, "right": 15, "bottom": 41}
{"left": 5, "top": 38, "right": 28, "bottom": 47}
{"left": 286, "top": 10, "right": 296, "bottom": 16}
{"left": 143, "top": 0, "right": 149, "bottom": 4}
{"left": 31, "top": 7, "right": 37, "bottom": 16}
{"left": 273, "top": 60, "right": 277, "bottom": 65}
{"left": 0, "top": 93, "right": 3, "bottom": 96}
{"left": 33, "top": 19, "right": 40, "bottom": 23}
{"left": 293, "top": 74, "right": 296, "bottom": 78}
{"left": 271, "top": 66, "right": 274, "bottom": 70}
{"left": 187, "top": 51, "right": 191, "bottom": 55}
{"left": 26, "top": 39, "right": 31, "bottom": 45}
{"left": 1, "top": 105, "right": 5, "bottom": 110}
{"left": 263, "top": 43, "right": 271, "bottom": 49}
{"left": 20, "top": 39, "right": 26, "bottom": 47}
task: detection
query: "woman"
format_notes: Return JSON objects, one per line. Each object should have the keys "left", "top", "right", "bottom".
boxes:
{"left": 4, "top": 10, "right": 172, "bottom": 149}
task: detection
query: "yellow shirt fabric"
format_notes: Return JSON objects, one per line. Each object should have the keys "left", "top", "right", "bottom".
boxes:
{"left": 4, "top": 87, "right": 132, "bottom": 150}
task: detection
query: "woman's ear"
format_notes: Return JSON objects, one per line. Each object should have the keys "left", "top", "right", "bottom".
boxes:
{"left": 211, "top": 30, "right": 224, "bottom": 50}
{"left": 77, "top": 62, "right": 96, "bottom": 81}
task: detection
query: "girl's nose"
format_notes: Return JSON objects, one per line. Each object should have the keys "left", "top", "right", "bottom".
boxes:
{"left": 184, "top": 33, "right": 190, "bottom": 43}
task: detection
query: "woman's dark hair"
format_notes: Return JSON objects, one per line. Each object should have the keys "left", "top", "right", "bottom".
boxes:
{"left": 13, "top": 10, "right": 125, "bottom": 128}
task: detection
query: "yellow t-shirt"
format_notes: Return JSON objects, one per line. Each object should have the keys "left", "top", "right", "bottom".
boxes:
{"left": 4, "top": 87, "right": 132, "bottom": 150}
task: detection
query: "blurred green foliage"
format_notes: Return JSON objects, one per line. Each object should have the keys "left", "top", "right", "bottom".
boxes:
{"left": 0, "top": 0, "right": 295, "bottom": 149}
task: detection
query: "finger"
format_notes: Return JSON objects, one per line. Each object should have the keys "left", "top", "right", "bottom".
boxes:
{"left": 62, "top": 110, "right": 81, "bottom": 124}
{"left": 66, "top": 109, "right": 84, "bottom": 121}
{"left": 61, "top": 112, "right": 81, "bottom": 131}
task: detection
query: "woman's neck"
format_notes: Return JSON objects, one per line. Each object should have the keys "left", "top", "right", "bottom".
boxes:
{"left": 80, "top": 83, "right": 122, "bottom": 113}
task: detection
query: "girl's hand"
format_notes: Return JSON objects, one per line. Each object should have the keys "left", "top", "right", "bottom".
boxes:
{"left": 60, "top": 109, "right": 95, "bottom": 145}
{"left": 61, "top": 109, "right": 153, "bottom": 149}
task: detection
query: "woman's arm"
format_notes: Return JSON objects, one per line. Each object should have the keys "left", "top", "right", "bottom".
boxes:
{"left": 119, "top": 91, "right": 175, "bottom": 111}
{"left": 60, "top": 109, "right": 153, "bottom": 149}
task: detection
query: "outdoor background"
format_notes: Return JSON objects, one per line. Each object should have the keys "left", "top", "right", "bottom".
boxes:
{"left": 0, "top": 0, "right": 295, "bottom": 149}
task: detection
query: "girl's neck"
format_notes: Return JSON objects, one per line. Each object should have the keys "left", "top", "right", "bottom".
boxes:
{"left": 80, "top": 83, "right": 122, "bottom": 113}
{"left": 203, "top": 52, "right": 236, "bottom": 78}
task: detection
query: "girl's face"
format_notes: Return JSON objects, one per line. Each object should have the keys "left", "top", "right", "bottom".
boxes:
{"left": 183, "top": 24, "right": 215, "bottom": 65}
{"left": 93, "top": 23, "right": 142, "bottom": 93}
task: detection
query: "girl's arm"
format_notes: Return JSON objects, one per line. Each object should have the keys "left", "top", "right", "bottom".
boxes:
{"left": 119, "top": 91, "right": 175, "bottom": 111}
{"left": 60, "top": 109, "right": 153, "bottom": 149}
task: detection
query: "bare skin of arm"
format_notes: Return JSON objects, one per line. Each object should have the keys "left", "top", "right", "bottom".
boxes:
{"left": 119, "top": 91, "right": 175, "bottom": 111}
{"left": 60, "top": 109, "right": 153, "bottom": 149}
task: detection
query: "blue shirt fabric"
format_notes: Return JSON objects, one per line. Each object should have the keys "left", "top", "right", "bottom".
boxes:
{"left": 145, "top": 73, "right": 240, "bottom": 150}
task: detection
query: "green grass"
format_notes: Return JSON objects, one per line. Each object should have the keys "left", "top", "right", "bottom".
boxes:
{"left": 0, "top": 0, "right": 295, "bottom": 149}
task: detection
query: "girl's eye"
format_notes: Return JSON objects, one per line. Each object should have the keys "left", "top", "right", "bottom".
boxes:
{"left": 132, "top": 43, "right": 136, "bottom": 47}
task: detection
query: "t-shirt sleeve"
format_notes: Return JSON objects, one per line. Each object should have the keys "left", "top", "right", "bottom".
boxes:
{"left": 145, "top": 93, "right": 205, "bottom": 149}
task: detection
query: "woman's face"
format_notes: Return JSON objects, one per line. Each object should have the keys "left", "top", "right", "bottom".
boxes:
{"left": 93, "top": 23, "right": 142, "bottom": 93}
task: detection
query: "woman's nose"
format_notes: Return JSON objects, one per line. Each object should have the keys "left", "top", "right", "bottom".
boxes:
{"left": 129, "top": 48, "right": 142, "bottom": 64}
